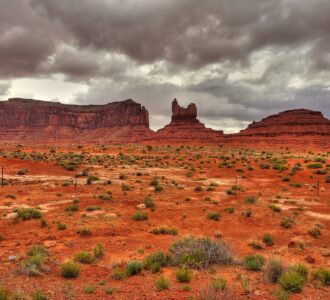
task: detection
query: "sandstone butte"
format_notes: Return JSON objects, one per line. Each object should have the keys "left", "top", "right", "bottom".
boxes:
{"left": 0, "top": 97, "right": 329, "bottom": 147}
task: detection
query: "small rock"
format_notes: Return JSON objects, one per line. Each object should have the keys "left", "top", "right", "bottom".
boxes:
{"left": 305, "top": 255, "right": 315, "bottom": 263}
{"left": 8, "top": 255, "right": 16, "bottom": 261}
{"left": 136, "top": 203, "right": 146, "bottom": 209}
{"left": 44, "top": 241, "right": 57, "bottom": 248}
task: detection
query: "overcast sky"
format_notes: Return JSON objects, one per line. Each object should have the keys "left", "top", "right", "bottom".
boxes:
{"left": 1, "top": 0, "right": 330, "bottom": 132}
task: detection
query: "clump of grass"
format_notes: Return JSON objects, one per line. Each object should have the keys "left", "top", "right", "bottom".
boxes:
{"left": 175, "top": 268, "right": 192, "bottom": 283}
{"left": 245, "top": 196, "right": 257, "bottom": 204}
{"left": 57, "top": 222, "right": 67, "bottom": 230}
{"left": 279, "top": 270, "right": 305, "bottom": 293}
{"left": 308, "top": 227, "right": 321, "bottom": 238}
{"left": 280, "top": 217, "right": 294, "bottom": 228}
{"left": 206, "top": 211, "right": 221, "bottom": 221}
{"left": 31, "top": 290, "right": 48, "bottom": 300}
{"left": 155, "top": 276, "right": 170, "bottom": 291}
{"left": 262, "top": 234, "right": 274, "bottom": 246}
{"left": 16, "top": 208, "right": 41, "bottom": 220}
{"left": 264, "top": 258, "right": 285, "bottom": 283}
{"left": 65, "top": 205, "right": 79, "bottom": 212}
{"left": 18, "top": 244, "right": 49, "bottom": 276}
{"left": 150, "top": 226, "right": 177, "bottom": 236}
{"left": 211, "top": 277, "right": 227, "bottom": 291}
{"left": 74, "top": 251, "right": 94, "bottom": 264}
{"left": 313, "top": 267, "right": 330, "bottom": 285}
{"left": 17, "top": 168, "right": 28, "bottom": 175}
{"left": 144, "top": 197, "right": 155, "bottom": 209}
{"left": 169, "top": 236, "right": 234, "bottom": 269}
{"left": 93, "top": 243, "right": 104, "bottom": 259}
{"left": 60, "top": 261, "right": 80, "bottom": 278}
{"left": 132, "top": 211, "right": 148, "bottom": 221}
{"left": 0, "top": 284, "right": 9, "bottom": 300}
{"left": 243, "top": 254, "right": 265, "bottom": 271}
{"left": 84, "top": 285, "right": 96, "bottom": 294}
{"left": 125, "top": 261, "right": 143, "bottom": 276}
{"left": 76, "top": 228, "right": 91, "bottom": 236}
{"left": 143, "top": 251, "right": 170, "bottom": 273}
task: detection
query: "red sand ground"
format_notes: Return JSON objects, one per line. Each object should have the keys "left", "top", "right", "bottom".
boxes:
{"left": 0, "top": 144, "right": 329, "bottom": 299}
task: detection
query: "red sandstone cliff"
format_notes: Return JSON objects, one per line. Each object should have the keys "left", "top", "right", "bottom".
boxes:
{"left": 0, "top": 98, "right": 151, "bottom": 143}
{"left": 225, "top": 109, "right": 330, "bottom": 148}
{"left": 150, "top": 99, "right": 224, "bottom": 143}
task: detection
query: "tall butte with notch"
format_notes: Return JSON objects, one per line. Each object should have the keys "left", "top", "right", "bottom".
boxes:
{"left": 153, "top": 98, "right": 224, "bottom": 143}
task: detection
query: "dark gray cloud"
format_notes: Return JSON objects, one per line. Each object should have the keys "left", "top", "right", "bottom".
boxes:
{"left": 1, "top": 0, "right": 330, "bottom": 132}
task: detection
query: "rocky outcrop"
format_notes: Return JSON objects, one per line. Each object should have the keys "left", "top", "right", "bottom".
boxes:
{"left": 0, "top": 98, "right": 152, "bottom": 143}
{"left": 224, "top": 109, "right": 330, "bottom": 148}
{"left": 151, "top": 99, "right": 224, "bottom": 143}
{"left": 238, "top": 109, "right": 330, "bottom": 137}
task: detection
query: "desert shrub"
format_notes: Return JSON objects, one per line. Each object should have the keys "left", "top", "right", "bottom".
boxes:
{"left": 132, "top": 211, "right": 148, "bottom": 221}
{"left": 291, "top": 264, "right": 308, "bottom": 281}
{"left": 93, "top": 243, "right": 104, "bottom": 259}
{"left": 245, "top": 196, "right": 257, "bottom": 204}
{"left": 16, "top": 208, "right": 41, "bottom": 220}
{"left": 243, "top": 254, "right": 265, "bottom": 271}
{"left": 143, "top": 251, "right": 170, "bottom": 272}
{"left": 308, "top": 227, "right": 321, "bottom": 238}
{"left": 125, "top": 261, "right": 143, "bottom": 276}
{"left": 144, "top": 196, "right": 155, "bottom": 209}
{"left": 154, "top": 184, "right": 163, "bottom": 192}
{"left": 60, "top": 261, "right": 80, "bottom": 278}
{"left": 273, "top": 289, "right": 290, "bottom": 300}
{"left": 57, "top": 222, "right": 67, "bottom": 230}
{"left": 65, "top": 205, "right": 79, "bottom": 212}
{"left": 313, "top": 267, "right": 330, "bottom": 285}
{"left": 150, "top": 226, "right": 177, "bottom": 236}
{"left": 279, "top": 270, "right": 305, "bottom": 293}
{"left": 206, "top": 211, "right": 221, "bottom": 221}
{"left": 86, "top": 206, "right": 100, "bottom": 211}
{"left": 211, "top": 277, "right": 227, "bottom": 291}
{"left": 0, "top": 284, "right": 9, "bottom": 300}
{"left": 280, "top": 217, "right": 294, "bottom": 228}
{"left": 155, "top": 276, "right": 170, "bottom": 291}
{"left": 104, "top": 287, "right": 115, "bottom": 295}
{"left": 264, "top": 258, "right": 285, "bottom": 283}
{"left": 225, "top": 207, "right": 234, "bottom": 213}
{"left": 27, "top": 245, "right": 48, "bottom": 257}
{"left": 74, "top": 251, "right": 94, "bottom": 264}
{"left": 31, "top": 290, "right": 48, "bottom": 300}
{"left": 76, "top": 228, "right": 91, "bottom": 236}
{"left": 175, "top": 268, "right": 192, "bottom": 283}
{"left": 262, "top": 234, "right": 274, "bottom": 246}
{"left": 197, "top": 286, "right": 233, "bottom": 300}
{"left": 269, "top": 204, "right": 281, "bottom": 212}
{"left": 194, "top": 186, "right": 203, "bottom": 192}
{"left": 249, "top": 241, "right": 263, "bottom": 250}
{"left": 17, "top": 168, "right": 28, "bottom": 175}
{"left": 169, "top": 236, "right": 234, "bottom": 269}
{"left": 84, "top": 285, "right": 96, "bottom": 294}
{"left": 98, "top": 194, "right": 111, "bottom": 201}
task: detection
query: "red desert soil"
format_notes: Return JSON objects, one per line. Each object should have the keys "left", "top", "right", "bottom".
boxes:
{"left": 0, "top": 144, "right": 329, "bottom": 299}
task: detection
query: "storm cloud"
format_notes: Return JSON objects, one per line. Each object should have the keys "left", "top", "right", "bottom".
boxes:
{"left": 0, "top": 0, "right": 330, "bottom": 132}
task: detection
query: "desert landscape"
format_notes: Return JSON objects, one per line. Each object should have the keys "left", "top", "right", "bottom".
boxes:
{"left": 0, "top": 98, "right": 329, "bottom": 300}
{"left": 1, "top": 1, "right": 330, "bottom": 299}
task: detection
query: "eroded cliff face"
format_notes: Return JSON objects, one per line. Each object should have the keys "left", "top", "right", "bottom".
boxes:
{"left": 0, "top": 98, "right": 151, "bottom": 143}
{"left": 152, "top": 99, "right": 224, "bottom": 143}
{"left": 238, "top": 109, "right": 330, "bottom": 137}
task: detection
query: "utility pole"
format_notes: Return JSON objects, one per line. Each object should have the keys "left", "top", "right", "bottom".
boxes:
{"left": 317, "top": 177, "right": 320, "bottom": 199}
{"left": 1, "top": 166, "right": 3, "bottom": 188}
{"left": 74, "top": 167, "right": 78, "bottom": 192}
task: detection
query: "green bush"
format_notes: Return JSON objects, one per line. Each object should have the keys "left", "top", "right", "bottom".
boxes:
{"left": 262, "top": 234, "right": 274, "bottom": 246}
{"left": 279, "top": 270, "right": 305, "bottom": 293}
{"left": 155, "top": 276, "right": 170, "bottom": 291}
{"left": 291, "top": 264, "right": 308, "bottom": 281}
{"left": 175, "top": 268, "right": 192, "bottom": 283}
{"left": 60, "top": 261, "right": 80, "bottom": 278}
{"left": 280, "top": 217, "right": 294, "bottom": 228}
{"left": 206, "top": 211, "right": 221, "bottom": 221}
{"left": 150, "top": 226, "right": 177, "bottom": 236}
{"left": 84, "top": 285, "right": 96, "bottom": 294}
{"left": 16, "top": 208, "right": 42, "bottom": 220}
{"left": 125, "top": 261, "right": 143, "bottom": 276}
{"left": 143, "top": 251, "right": 170, "bottom": 272}
{"left": 313, "top": 267, "right": 330, "bottom": 285}
{"left": 31, "top": 290, "right": 48, "bottom": 300}
{"left": 243, "top": 254, "right": 265, "bottom": 271}
{"left": 245, "top": 196, "right": 257, "bottom": 204}
{"left": 74, "top": 251, "right": 94, "bottom": 264}
{"left": 132, "top": 211, "right": 148, "bottom": 221}
{"left": 144, "top": 197, "right": 155, "bottom": 209}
